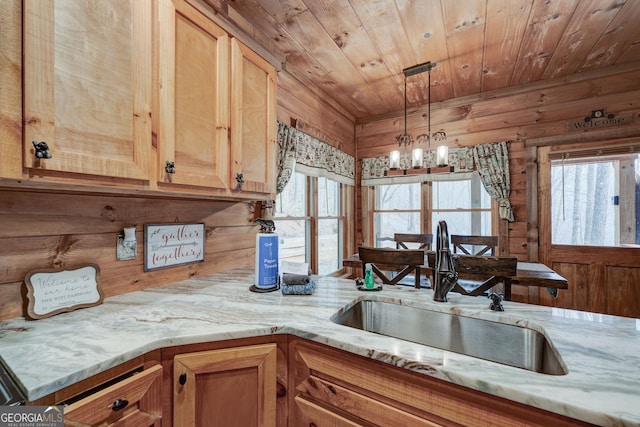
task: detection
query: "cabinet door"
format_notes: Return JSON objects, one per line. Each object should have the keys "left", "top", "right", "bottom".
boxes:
{"left": 23, "top": 0, "right": 152, "bottom": 181}
{"left": 173, "top": 343, "right": 277, "bottom": 427}
{"left": 64, "top": 364, "right": 162, "bottom": 427}
{"left": 157, "top": 0, "right": 230, "bottom": 191}
{"left": 230, "top": 38, "right": 277, "bottom": 197}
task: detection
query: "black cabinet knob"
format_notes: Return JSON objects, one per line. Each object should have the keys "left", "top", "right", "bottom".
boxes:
{"left": 165, "top": 161, "right": 176, "bottom": 174}
{"left": 32, "top": 141, "right": 52, "bottom": 159}
{"left": 111, "top": 399, "right": 129, "bottom": 411}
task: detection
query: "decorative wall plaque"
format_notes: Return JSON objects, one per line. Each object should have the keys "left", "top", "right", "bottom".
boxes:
{"left": 567, "top": 109, "right": 633, "bottom": 131}
{"left": 25, "top": 264, "right": 103, "bottom": 320}
{"left": 144, "top": 223, "right": 205, "bottom": 271}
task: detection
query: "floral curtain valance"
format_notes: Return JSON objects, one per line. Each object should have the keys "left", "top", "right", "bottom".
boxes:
{"left": 276, "top": 121, "right": 355, "bottom": 191}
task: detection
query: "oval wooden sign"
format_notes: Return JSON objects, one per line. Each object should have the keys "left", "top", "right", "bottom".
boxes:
{"left": 25, "top": 264, "right": 104, "bottom": 320}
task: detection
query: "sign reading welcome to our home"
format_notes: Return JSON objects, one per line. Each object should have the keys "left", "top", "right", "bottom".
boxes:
{"left": 144, "top": 223, "right": 205, "bottom": 271}
{"left": 25, "top": 264, "right": 103, "bottom": 320}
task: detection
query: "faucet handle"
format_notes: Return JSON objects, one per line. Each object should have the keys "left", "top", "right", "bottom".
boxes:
{"left": 488, "top": 292, "right": 504, "bottom": 311}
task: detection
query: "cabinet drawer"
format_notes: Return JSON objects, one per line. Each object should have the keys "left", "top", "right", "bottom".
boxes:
{"left": 64, "top": 364, "right": 162, "bottom": 426}
{"left": 295, "top": 377, "right": 440, "bottom": 427}
{"left": 294, "top": 396, "right": 361, "bottom": 427}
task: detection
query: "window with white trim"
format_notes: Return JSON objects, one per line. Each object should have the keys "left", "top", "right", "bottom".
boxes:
{"left": 550, "top": 150, "right": 640, "bottom": 246}
{"left": 274, "top": 172, "right": 347, "bottom": 275}
{"left": 371, "top": 173, "right": 494, "bottom": 246}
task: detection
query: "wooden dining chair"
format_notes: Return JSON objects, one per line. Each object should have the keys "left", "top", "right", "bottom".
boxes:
{"left": 358, "top": 246, "right": 424, "bottom": 288}
{"left": 451, "top": 235, "right": 499, "bottom": 256}
{"left": 452, "top": 254, "right": 518, "bottom": 299}
{"left": 394, "top": 233, "right": 433, "bottom": 250}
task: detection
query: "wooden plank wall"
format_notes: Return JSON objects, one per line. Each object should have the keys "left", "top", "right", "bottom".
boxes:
{"left": 276, "top": 71, "right": 356, "bottom": 157}
{"left": 0, "top": 190, "right": 258, "bottom": 320}
{"left": 355, "top": 62, "right": 640, "bottom": 311}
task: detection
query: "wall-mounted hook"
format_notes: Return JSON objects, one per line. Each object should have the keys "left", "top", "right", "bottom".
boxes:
{"left": 32, "top": 141, "right": 52, "bottom": 159}
{"left": 165, "top": 161, "right": 176, "bottom": 174}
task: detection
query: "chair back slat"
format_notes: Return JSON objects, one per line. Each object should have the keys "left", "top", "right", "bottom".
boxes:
{"left": 394, "top": 233, "right": 433, "bottom": 250}
{"left": 451, "top": 235, "right": 498, "bottom": 256}
{"left": 456, "top": 255, "right": 517, "bottom": 278}
{"left": 358, "top": 246, "right": 424, "bottom": 288}
{"left": 452, "top": 254, "right": 517, "bottom": 297}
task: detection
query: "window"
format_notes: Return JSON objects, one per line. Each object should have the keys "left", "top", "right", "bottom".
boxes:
{"left": 550, "top": 151, "right": 640, "bottom": 246}
{"left": 274, "top": 172, "right": 347, "bottom": 275}
{"left": 372, "top": 183, "right": 421, "bottom": 247}
{"left": 430, "top": 174, "right": 492, "bottom": 236}
{"left": 317, "top": 177, "right": 343, "bottom": 275}
{"left": 274, "top": 172, "right": 309, "bottom": 264}
{"left": 371, "top": 173, "right": 494, "bottom": 246}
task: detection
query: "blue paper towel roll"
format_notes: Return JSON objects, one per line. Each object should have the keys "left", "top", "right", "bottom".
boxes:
{"left": 255, "top": 233, "right": 279, "bottom": 288}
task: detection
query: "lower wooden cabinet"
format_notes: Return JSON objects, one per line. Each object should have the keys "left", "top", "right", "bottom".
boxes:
{"left": 172, "top": 343, "right": 278, "bottom": 427}
{"left": 29, "top": 335, "right": 596, "bottom": 427}
{"left": 63, "top": 364, "right": 162, "bottom": 427}
{"left": 289, "top": 338, "right": 594, "bottom": 427}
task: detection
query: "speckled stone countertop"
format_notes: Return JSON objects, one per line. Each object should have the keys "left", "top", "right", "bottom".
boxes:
{"left": 0, "top": 270, "right": 639, "bottom": 426}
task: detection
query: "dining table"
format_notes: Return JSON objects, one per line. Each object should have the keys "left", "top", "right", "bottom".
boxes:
{"left": 342, "top": 251, "right": 568, "bottom": 301}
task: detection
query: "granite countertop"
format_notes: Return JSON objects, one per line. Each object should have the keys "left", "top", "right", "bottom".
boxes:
{"left": 0, "top": 270, "right": 639, "bottom": 426}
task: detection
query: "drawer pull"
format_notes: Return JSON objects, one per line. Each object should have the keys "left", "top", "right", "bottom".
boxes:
{"left": 179, "top": 372, "right": 187, "bottom": 385}
{"left": 111, "top": 399, "right": 129, "bottom": 412}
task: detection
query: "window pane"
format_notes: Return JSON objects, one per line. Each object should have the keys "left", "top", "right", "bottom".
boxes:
{"left": 275, "top": 172, "right": 306, "bottom": 217}
{"left": 431, "top": 174, "right": 493, "bottom": 237}
{"left": 276, "top": 219, "right": 308, "bottom": 264}
{"left": 550, "top": 154, "right": 640, "bottom": 246}
{"left": 431, "top": 211, "right": 492, "bottom": 237}
{"left": 318, "top": 219, "right": 340, "bottom": 275}
{"left": 374, "top": 212, "right": 421, "bottom": 247}
{"left": 318, "top": 177, "right": 339, "bottom": 216}
{"left": 375, "top": 183, "right": 420, "bottom": 210}
{"left": 432, "top": 175, "right": 491, "bottom": 210}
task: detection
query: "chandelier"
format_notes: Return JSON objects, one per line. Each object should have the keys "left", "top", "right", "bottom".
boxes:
{"left": 387, "top": 61, "right": 452, "bottom": 175}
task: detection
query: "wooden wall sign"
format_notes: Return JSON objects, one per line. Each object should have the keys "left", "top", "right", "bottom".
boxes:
{"left": 567, "top": 109, "right": 633, "bottom": 131}
{"left": 25, "top": 264, "right": 103, "bottom": 320}
{"left": 144, "top": 223, "right": 205, "bottom": 271}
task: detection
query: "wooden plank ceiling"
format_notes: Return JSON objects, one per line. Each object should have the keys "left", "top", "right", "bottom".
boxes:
{"left": 217, "top": 0, "right": 640, "bottom": 121}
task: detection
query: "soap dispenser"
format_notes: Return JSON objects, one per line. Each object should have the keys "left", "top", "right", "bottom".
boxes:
{"left": 364, "top": 263, "right": 375, "bottom": 289}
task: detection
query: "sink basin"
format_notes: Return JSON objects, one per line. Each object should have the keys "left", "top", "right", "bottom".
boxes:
{"left": 331, "top": 300, "right": 567, "bottom": 375}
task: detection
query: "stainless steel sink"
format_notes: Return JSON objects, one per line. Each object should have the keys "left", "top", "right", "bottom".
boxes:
{"left": 331, "top": 300, "right": 567, "bottom": 375}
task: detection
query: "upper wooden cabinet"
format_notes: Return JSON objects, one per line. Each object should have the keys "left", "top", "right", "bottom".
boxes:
{"left": 23, "top": 0, "right": 153, "bottom": 182}
{"left": 230, "top": 38, "right": 277, "bottom": 196}
{"left": 17, "top": 0, "right": 276, "bottom": 199}
{"left": 157, "top": 0, "right": 277, "bottom": 199}
{"left": 156, "top": 0, "right": 230, "bottom": 192}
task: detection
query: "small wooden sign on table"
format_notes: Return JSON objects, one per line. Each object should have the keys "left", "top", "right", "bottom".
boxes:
{"left": 25, "top": 264, "right": 104, "bottom": 320}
